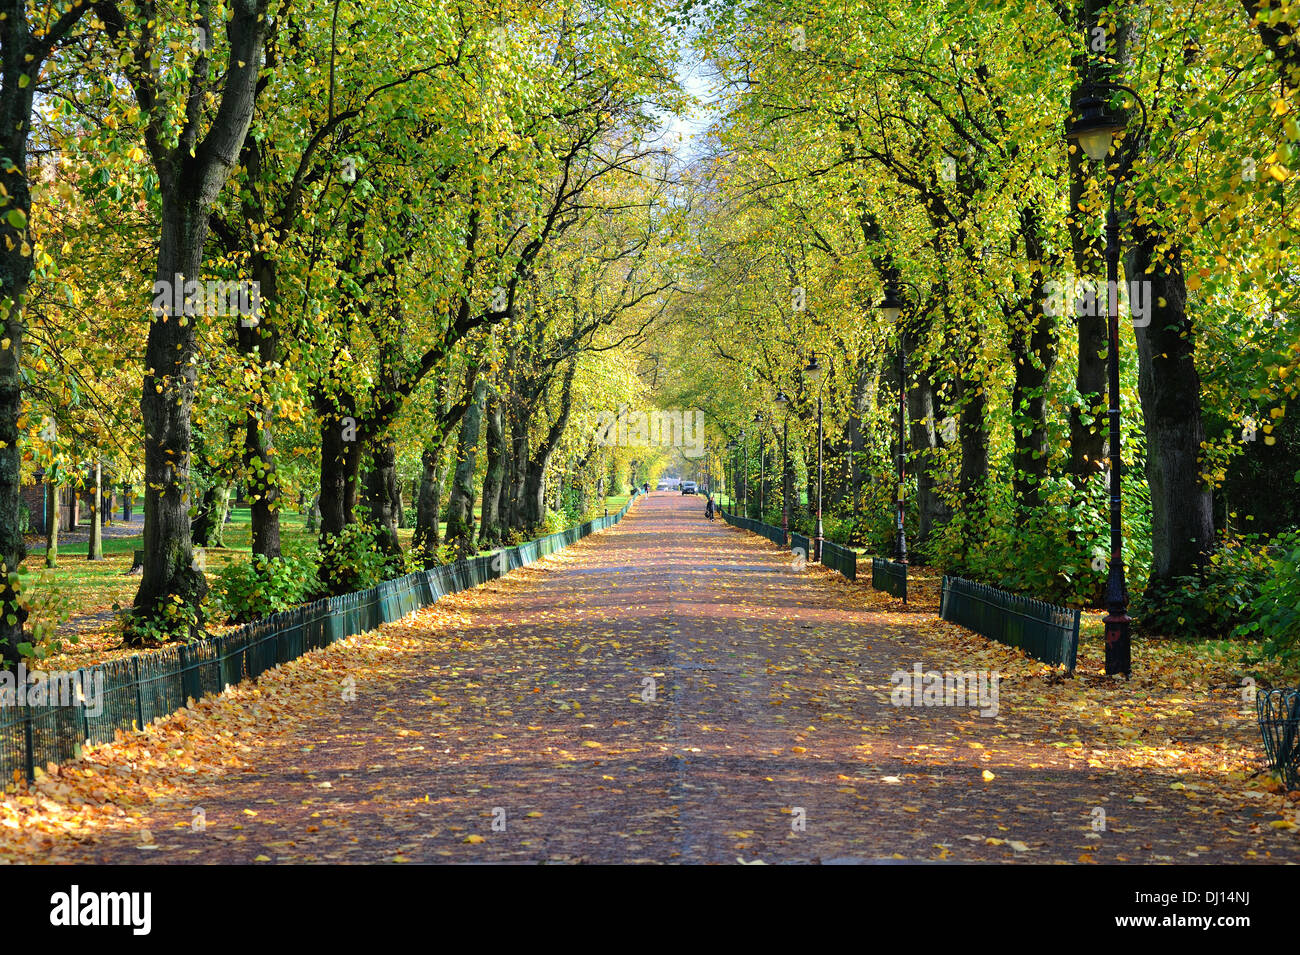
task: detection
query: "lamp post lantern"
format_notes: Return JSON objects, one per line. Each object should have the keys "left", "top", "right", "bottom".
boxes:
{"left": 1066, "top": 80, "right": 1147, "bottom": 678}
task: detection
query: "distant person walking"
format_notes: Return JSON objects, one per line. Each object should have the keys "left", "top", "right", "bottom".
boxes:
{"left": 704, "top": 494, "right": 715, "bottom": 521}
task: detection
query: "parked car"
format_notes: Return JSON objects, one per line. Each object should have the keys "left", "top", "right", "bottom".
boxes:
{"left": 681, "top": 481, "right": 698, "bottom": 495}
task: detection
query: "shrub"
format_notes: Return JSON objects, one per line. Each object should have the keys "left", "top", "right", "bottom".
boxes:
{"left": 1134, "top": 535, "right": 1274, "bottom": 638}
{"left": 819, "top": 515, "right": 861, "bottom": 547}
{"left": 213, "top": 552, "right": 321, "bottom": 623}
{"left": 1234, "top": 530, "right": 1300, "bottom": 660}
{"left": 926, "top": 476, "right": 1150, "bottom": 607}
{"left": 541, "top": 509, "right": 569, "bottom": 535}
{"left": 409, "top": 539, "right": 457, "bottom": 570}
{"left": 318, "top": 522, "right": 389, "bottom": 595}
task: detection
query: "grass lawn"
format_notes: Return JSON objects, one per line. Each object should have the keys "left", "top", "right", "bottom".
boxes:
{"left": 25, "top": 494, "right": 635, "bottom": 671}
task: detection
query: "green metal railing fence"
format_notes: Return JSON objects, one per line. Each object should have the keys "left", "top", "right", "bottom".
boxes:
{"left": 940, "top": 574, "right": 1080, "bottom": 671}
{"left": 821, "top": 541, "right": 857, "bottom": 581}
{"left": 719, "top": 507, "right": 787, "bottom": 547}
{"left": 720, "top": 507, "right": 861, "bottom": 581}
{"left": 871, "top": 557, "right": 908, "bottom": 601}
{"left": 0, "top": 492, "right": 642, "bottom": 782}
{"left": 790, "top": 532, "right": 811, "bottom": 562}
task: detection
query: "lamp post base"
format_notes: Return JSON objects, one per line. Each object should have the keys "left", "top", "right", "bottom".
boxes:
{"left": 1103, "top": 609, "right": 1132, "bottom": 677}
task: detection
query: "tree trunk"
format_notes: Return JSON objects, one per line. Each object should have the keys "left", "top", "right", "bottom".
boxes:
{"left": 364, "top": 436, "right": 402, "bottom": 556}
{"left": 122, "top": 0, "right": 268, "bottom": 641}
{"left": 0, "top": 0, "right": 93, "bottom": 661}
{"left": 238, "top": 252, "right": 282, "bottom": 558}
{"left": 413, "top": 442, "right": 448, "bottom": 559}
{"left": 191, "top": 484, "right": 226, "bottom": 548}
{"left": 908, "top": 366, "right": 950, "bottom": 555}
{"left": 478, "top": 389, "right": 507, "bottom": 547}
{"left": 522, "top": 361, "right": 578, "bottom": 529}
{"left": 849, "top": 352, "right": 879, "bottom": 520}
{"left": 317, "top": 403, "right": 363, "bottom": 538}
{"left": 955, "top": 372, "right": 988, "bottom": 501}
{"left": 446, "top": 376, "right": 487, "bottom": 553}
{"left": 133, "top": 207, "right": 214, "bottom": 629}
{"left": 87, "top": 460, "right": 103, "bottom": 561}
{"left": 0, "top": 13, "right": 39, "bottom": 661}
{"left": 1126, "top": 231, "right": 1215, "bottom": 581}
{"left": 1010, "top": 207, "right": 1058, "bottom": 509}
{"left": 244, "top": 391, "right": 281, "bottom": 558}
{"left": 44, "top": 480, "right": 57, "bottom": 569}
{"left": 212, "top": 487, "right": 228, "bottom": 547}
{"left": 1067, "top": 112, "right": 1109, "bottom": 480}
{"left": 100, "top": 476, "right": 112, "bottom": 527}
{"left": 122, "top": 482, "right": 132, "bottom": 521}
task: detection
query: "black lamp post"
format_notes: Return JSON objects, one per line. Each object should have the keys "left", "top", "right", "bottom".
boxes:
{"left": 806, "top": 354, "right": 825, "bottom": 562}
{"left": 775, "top": 391, "right": 790, "bottom": 540}
{"left": 878, "top": 281, "right": 918, "bottom": 569}
{"left": 1066, "top": 80, "right": 1147, "bottom": 678}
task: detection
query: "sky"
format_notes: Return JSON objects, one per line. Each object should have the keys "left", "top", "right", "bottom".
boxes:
{"left": 657, "top": 48, "right": 723, "bottom": 163}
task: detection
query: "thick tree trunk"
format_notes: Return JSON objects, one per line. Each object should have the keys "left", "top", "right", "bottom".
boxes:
{"left": 1126, "top": 232, "right": 1215, "bottom": 581}
{"left": 239, "top": 252, "right": 281, "bottom": 558}
{"left": 955, "top": 372, "right": 988, "bottom": 501}
{"left": 523, "top": 459, "right": 548, "bottom": 528}
{"left": 1067, "top": 117, "right": 1109, "bottom": 480}
{"left": 1068, "top": 1, "right": 1125, "bottom": 480}
{"left": 413, "top": 442, "right": 448, "bottom": 559}
{"left": 446, "top": 376, "right": 487, "bottom": 553}
{"left": 316, "top": 401, "right": 363, "bottom": 538}
{"left": 1008, "top": 315, "right": 1056, "bottom": 508}
{"left": 0, "top": 18, "right": 38, "bottom": 662}
{"left": 122, "top": 0, "right": 267, "bottom": 641}
{"left": 1010, "top": 207, "right": 1058, "bottom": 509}
{"left": 134, "top": 194, "right": 212, "bottom": 635}
{"left": 506, "top": 410, "right": 530, "bottom": 532}
{"left": 522, "top": 361, "right": 578, "bottom": 529}
{"left": 363, "top": 436, "right": 402, "bottom": 556}
{"left": 478, "top": 390, "right": 507, "bottom": 547}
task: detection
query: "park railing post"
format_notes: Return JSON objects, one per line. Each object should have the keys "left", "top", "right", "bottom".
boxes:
{"left": 132, "top": 656, "right": 145, "bottom": 730}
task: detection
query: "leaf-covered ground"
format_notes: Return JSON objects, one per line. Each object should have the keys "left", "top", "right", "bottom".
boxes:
{"left": 2, "top": 493, "right": 1296, "bottom": 864}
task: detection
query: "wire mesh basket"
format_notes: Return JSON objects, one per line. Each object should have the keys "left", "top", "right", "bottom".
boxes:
{"left": 1257, "top": 688, "right": 1300, "bottom": 790}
